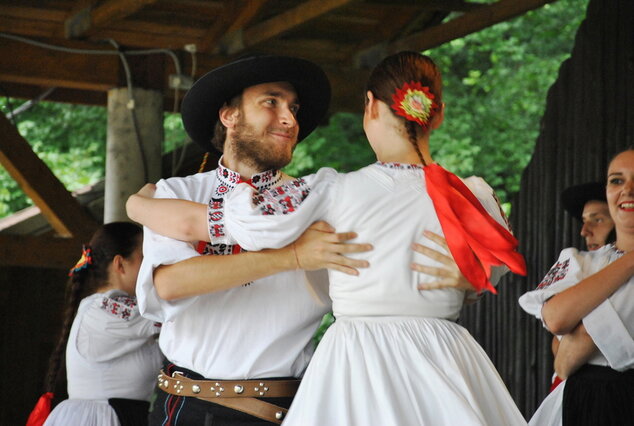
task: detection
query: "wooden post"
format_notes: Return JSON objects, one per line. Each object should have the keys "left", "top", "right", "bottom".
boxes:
{"left": 105, "top": 87, "right": 163, "bottom": 223}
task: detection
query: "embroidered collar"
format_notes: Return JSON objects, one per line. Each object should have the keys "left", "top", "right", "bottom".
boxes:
{"left": 609, "top": 243, "right": 625, "bottom": 256}
{"left": 376, "top": 161, "right": 424, "bottom": 171}
{"left": 216, "top": 158, "right": 283, "bottom": 194}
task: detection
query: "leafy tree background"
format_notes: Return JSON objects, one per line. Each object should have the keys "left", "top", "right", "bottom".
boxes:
{"left": 0, "top": 0, "right": 588, "bottom": 219}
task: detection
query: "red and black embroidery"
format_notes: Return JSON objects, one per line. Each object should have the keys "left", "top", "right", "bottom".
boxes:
{"left": 215, "top": 163, "right": 282, "bottom": 197}
{"left": 201, "top": 162, "right": 286, "bottom": 287}
{"left": 253, "top": 178, "right": 311, "bottom": 215}
{"left": 537, "top": 259, "right": 570, "bottom": 289}
{"left": 376, "top": 161, "right": 423, "bottom": 171}
{"left": 100, "top": 295, "right": 137, "bottom": 321}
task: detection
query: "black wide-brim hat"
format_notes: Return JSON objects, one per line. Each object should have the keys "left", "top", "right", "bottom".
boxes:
{"left": 561, "top": 181, "right": 607, "bottom": 221}
{"left": 181, "top": 55, "right": 331, "bottom": 151}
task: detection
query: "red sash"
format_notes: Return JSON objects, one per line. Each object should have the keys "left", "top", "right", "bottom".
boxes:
{"left": 425, "top": 164, "right": 526, "bottom": 293}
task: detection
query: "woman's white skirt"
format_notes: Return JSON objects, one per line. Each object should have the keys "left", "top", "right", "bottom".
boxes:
{"left": 283, "top": 316, "right": 527, "bottom": 426}
{"left": 44, "top": 399, "right": 120, "bottom": 426}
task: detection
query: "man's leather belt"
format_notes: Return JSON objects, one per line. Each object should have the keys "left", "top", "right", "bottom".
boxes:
{"left": 157, "top": 370, "right": 300, "bottom": 424}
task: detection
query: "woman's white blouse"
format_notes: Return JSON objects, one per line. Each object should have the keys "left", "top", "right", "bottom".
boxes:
{"left": 519, "top": 245, "right": 634, "bottom": 371}
{"left": 66, "top": 290, "right": 163, "bottom": 400}
{"left": 221, "top": 164, "right": 510, "bottom": 321}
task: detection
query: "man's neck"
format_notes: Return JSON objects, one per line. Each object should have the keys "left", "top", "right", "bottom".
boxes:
{"left": 220, "top": 153, "right": 264, "bottom": 180}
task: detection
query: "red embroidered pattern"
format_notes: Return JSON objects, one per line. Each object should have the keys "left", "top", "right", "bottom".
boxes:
{"left": 100, "top": 295, "right": 137, "bottom": 321}
{"left": 537, "top": 259, "right": 570, "bottom": 289}
{"left": 214, "top": 164, "right": 282, "bottom": 197}
{"left": 376, "top": 161, "right": 423, "bottom": 171}
{"left": 253, "top": 178, "right": 311, "bottom": 215}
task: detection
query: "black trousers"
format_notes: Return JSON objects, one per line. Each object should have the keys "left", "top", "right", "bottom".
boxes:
{"left": 562, "top": 364, "right": 634, "bottom": 426}
{"left": 147, "top": 363, "right": 293, "bottom": 426}
{"left": 108, "top": 398, "right": 150, "bottom": 426}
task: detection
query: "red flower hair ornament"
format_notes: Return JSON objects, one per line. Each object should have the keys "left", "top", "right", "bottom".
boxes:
{"left": 391, "top": 81, "right": 437, "bottom": 128}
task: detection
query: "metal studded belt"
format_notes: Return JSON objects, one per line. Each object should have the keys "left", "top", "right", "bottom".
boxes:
{"left": 157, "top": 370, "right": 300, "bottom": 424}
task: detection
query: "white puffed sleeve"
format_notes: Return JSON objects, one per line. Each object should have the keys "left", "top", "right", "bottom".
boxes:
{"left": 222, "top": 168, "right": 339, "bottom": 251}
{"left": 518, "top": 247, "right": 590, "bottom": 327}
{"left": 463, "top": 176, "right": 513, "bottom": 292}
{"left": 77, "top": 294, "right": 161, "bottom": 362}
{"left": 136, "top": 179, "right": 202, "bottom": 322}
{"left": 584, "top": 297, "right": 634, "bottom": 370}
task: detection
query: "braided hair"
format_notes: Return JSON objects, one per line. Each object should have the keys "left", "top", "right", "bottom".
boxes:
{"left": 365, "top": 51, "right": 442, "bottom": 165}
{"left": 42, "top": 222, "right": 142, "bottom": 395}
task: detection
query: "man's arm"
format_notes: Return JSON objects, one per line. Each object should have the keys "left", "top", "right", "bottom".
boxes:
{"left": 154, "top": 221, "right": 372, "bottom": 300}
{"left": 554, "top": 323, "right": 598, "bottom": 380}
{"left": 127, "top": 183, "right": 209, "bottom": 242}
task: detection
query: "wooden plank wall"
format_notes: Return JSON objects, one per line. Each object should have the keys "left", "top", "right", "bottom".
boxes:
{"left": 459, "top": 0, "right": 634, "bottom": 418}
{"left": 1, "top": 266, "right": 68, "bottom": 424}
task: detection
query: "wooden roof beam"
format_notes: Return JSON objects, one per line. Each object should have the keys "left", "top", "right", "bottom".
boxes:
{"left": 219, "top": 0, "right": 360, "bottom": 56}
{"left": 0, "top": 234, "right": 82, "bottom": 269}
{"left": 355, "top": 0, "right": 556, "bottom": 68}
{"left": 65, "top": 0, "right": 160, "bottom": 39}
{"left": 418, "top": 0, "right": 485, "bottom": 13}
{"left": 0, "top": 37, "right": 119, "bottom": 91}
{"left": 0, "top": 115, "right": 99, "bottom": 240}
{"left": 198, "top": 0, "right": 268, "bottom": 53}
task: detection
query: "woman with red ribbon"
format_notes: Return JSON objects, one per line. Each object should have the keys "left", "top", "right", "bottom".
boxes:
{"left": 128, "top": 51, "right": 527, "bottom": 425}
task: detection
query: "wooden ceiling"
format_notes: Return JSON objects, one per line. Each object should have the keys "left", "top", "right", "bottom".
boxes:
{"left": 0, "top": 0, "right": 554, "bottom": 269}
{"left": 0, "top": 0, "right": 554, "bottom": 113}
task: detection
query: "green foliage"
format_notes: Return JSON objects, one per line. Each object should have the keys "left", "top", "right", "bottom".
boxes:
{"left": 426, "top": 0, "right": 588, "bottom": 204}
{"left": 313, "top": 312, "right": 335, "bottom": 347}
{"left": 163, "top": 112, "right": 188, "bottom": 153}
{"left": 284, "top": 113, "right": 373, "bottom": 176}
{"left": 0, "top": 100, "right": 107, "bottom": 217}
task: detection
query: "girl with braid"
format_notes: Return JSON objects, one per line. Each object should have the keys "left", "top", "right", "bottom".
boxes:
{"left": 28, "top": 222, "right": 162, "bottom": 426}
{"left": 127, "top": 52, "right": 526, "bottom": 425}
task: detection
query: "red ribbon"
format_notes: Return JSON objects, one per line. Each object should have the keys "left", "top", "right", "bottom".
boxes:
{"left": 26, "top": 392, "right": 54, "bottom": 426}
{"left": 424, "top": 163, "right": 526, "bottom": 293}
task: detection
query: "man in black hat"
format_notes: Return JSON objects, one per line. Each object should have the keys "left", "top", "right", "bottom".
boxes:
{"left": 548, "top": 181, "right": 615, "bottom": 392}
{"left": 135, "top": 55, "right": 370, "bottom": 425}
{"left": 561, "top": 182, "right": 615, "bottom": 251}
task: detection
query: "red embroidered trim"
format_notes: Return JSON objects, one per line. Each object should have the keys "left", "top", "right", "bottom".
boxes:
{"left": 253, "top": 178, "right": 311, "bottom": 215}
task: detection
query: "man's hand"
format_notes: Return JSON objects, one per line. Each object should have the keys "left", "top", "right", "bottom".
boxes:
{"left": 554, "top": 323, "right": 597, "bottom": 380}
{"left": 292, "top": 221, "right": 372, "bottom": 275}
{"left": 411, "top": 231, "right": 474, "bottom": 291}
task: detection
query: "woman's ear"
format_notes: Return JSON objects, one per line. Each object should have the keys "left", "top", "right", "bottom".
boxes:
{"left": 430, "top": 102, "right": 445, "bottom": 130}
{"left": 112, "top": 254, "right": 125, "bottom": 274}
{"left": 219, "top": 103, "right": 239, "bottom": 129}
{"left": 365, "top": 91, "right": 379, "bottom": 119}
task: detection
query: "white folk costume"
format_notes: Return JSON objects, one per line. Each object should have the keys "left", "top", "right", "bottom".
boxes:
{"left": 519, "top": 244, "right": 634, "bottom": 426}
{"left": 44, "top": 290, "right": 162, "bottom": 426}
{"left": 216, "top": 163, "right": 527, "bottom": 426}
{"left": 136, "top": 161, "right": 331, "bottom": 421}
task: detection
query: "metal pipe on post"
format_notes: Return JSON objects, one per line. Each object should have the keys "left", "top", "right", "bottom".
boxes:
{"left": 105, "top": 87, "right": 163, "bottom": 223}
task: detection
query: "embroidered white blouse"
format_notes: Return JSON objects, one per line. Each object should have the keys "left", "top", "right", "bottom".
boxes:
{"left": 66, "top": 290, "right": 163, "bottom": 400}
{"left": 136, "top": 161, "right": 331, "bottom": 379}
{"left": 43, "top": 290, "right": 162, "bottom": 426}
{"left": 220, "top": 163, "right": 510, "bottom": 321}
{"left": 519, "top": 244, "right": 634, "bottom": 371}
